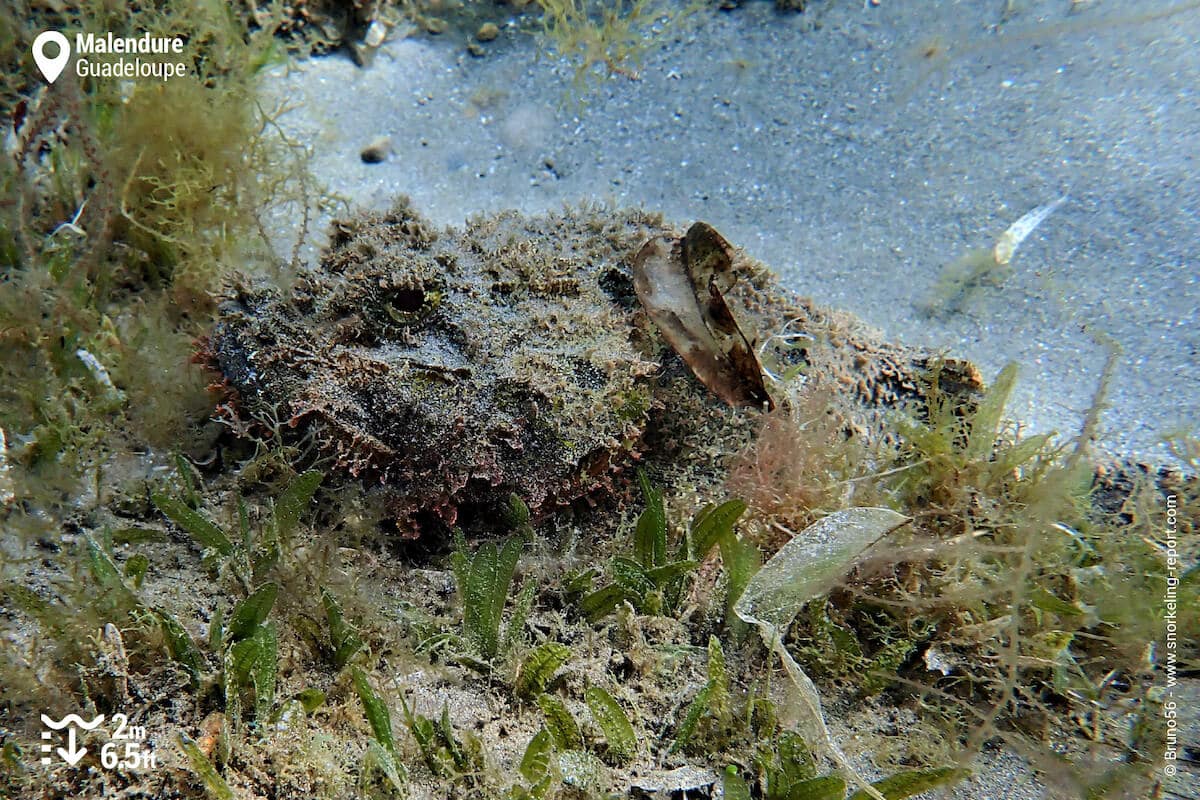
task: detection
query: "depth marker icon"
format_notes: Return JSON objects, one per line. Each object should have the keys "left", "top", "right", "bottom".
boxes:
{"left": 41, "top": 713, "right": 104, "bottom": 766}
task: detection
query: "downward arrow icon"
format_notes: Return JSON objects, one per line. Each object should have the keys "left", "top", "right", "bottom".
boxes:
{"left": 40, "top": 713, "right": 103, "bottom": 768}
{"left": 57, "top": 727, "right": 87, "bottom": 766}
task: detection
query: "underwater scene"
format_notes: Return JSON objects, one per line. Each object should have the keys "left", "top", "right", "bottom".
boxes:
{"left": 1, "top": 1, "right": 1197, "bottom": 798}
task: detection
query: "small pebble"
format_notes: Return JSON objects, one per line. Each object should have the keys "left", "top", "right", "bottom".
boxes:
{"left": 360, "top": 136, "right": 392, "bottom": 164}
{"left": 424, "top": 17, "right": 447, "bottom": 34}
{"left": 364, "top": 20, "right": 387, "bottom": 48}
{"left": 476, "top": 22, "right": 500, "bottom": 42}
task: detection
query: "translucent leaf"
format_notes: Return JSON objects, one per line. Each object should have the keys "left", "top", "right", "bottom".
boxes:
{"left": 994, "top": 432, "right": 1055, "bottom": 475}
{"left": 722, "top": 766, "right": 752, "bottom": 800}
{"left": 847, "top": 767, "right": 969, "bottom": 800}
{"left": 178, "top": 733, "right": 235, "bottom": 800}
{"left": 584, "top": 686, "right": 636, "bottom": 763}
{"left": 504, "top": 581, "right": 538, "bottom": 655}
{"left": 222, "top": 647, "right": 243, "bottom": 729}
{"left": 111, "top": 527, "right": 167, "bottom": 545}
{"left": 157, "top": 610, "right": 203, "bottom": 684}
{"left": 516, "top": 642, "right": 572, "bottom": 699}
{"left": 402, "top": 699, "right": 444, "bottom": 775}
{"left": 463, "top": 541, "right": 498, "bottom": 657}
{"left": 226, "top": 582, "right": 278, "bottom": 642}
{"left": 611, "top": 556, "right": 655, "bottom": 598}
{"left": 538, "top": 694, "right": 583, "bottom": 751}
{"left": 519, "top": 728, "right": 554, "bottom": 784}
{"left": 361, "top": 740, "right": 408, "bottom": 796}
{"left": 124, "top": 553, "right": 150, "bottom": 589}
{"left": 776, "top": 730, "right": 817, "bottom": 783}
{"left": 786, "top": 774, "right": 846, "bottom": 800}
{"left": 579, "top": 584, "right": 628, "bottom": 622}
{"left": 720, "top": 531, "right": 760, "bottom": 634}
{"left": 152, "top": 492, "right": 235, "bottom": 556}
{"left": 734, "top": 507, "right": 908, "bottom": 800}
{"left": 504, "top": 493, "right": 532, "bottom": 531}
{"left": 734, "top": 508, "right": 908, "bottom": 632}
{"left": 84, "top": 534, "right": 140, "bottom": 610}
{"left": 228, "top": 636, "right": 261, "bottom": 686}
{"left": 690, "top": 499, "right": 747, "bottom": 560}
{"left": 646, "top": 560, "right": 698, "bottom": 589}
{"left": 1030, "top": 586, "right": 1084, "bottom": 619}
{"left": 439, "top": 703, "right": 468, "bottom": 771}
{"left": 208, "top": 605, "right": 224, "bottom": 652}
{"left": 992, "top": 195, "right": 1067, "bottom": 266}
{"left": 322, "top": 588, "right": 364, "bottom": 668}
{"left": 250, "top": 623, "right": 278, "bottom": 721}
{"left": 173, "top": 452, "right": 201, "bottom": 507}
{"left": 451, "top": 529, "right": 470, "bottom": 597}
{"left": 706, "top": 635, "right": 731, "bottom": 727}
{"left": 272, "top": 469, "right": 323, "bottom": 545}
{"left": 352, "top": 667, "right": 397, "bottom": 756}
{"left": 635, "top": 469, "right": 667, "bottom": 569}
{"left": 464, "top": 537, "right": 521, "bottom": 660}
{"left": 563, "top": 567, "right": 599, "bottom": 596}
{"left": 238, "top": 497, "right": 252, "bottom": 551}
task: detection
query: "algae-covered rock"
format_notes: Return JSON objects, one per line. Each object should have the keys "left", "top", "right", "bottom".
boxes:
{"left": 210, "top": 200, "right": 672, "bottom": 532}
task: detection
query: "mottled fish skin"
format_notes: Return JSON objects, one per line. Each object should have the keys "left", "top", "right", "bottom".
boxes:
{"left": 208, "top": 200, "right": 669, "bottom": 535}
{"left": 206, "top": 205, "right": 965, "bottom": 537}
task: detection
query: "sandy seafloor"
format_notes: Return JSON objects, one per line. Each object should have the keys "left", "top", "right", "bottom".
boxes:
{"left": 256, "top": 1, "right": 1198, "bottom": 797}
{"left": 261, "top": 0, "right": 1198, "bottom": 471}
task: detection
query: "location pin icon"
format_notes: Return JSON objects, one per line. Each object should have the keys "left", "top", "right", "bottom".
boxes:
{"left": 32, "top": 31, "right": 70, "bottom": 84}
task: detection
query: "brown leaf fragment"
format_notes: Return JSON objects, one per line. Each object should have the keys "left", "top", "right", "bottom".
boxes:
{"left": 633, "top": 222, "right": 773, "bottom": 409}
